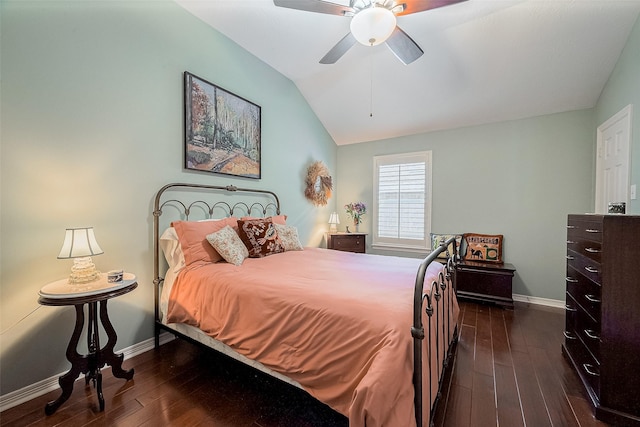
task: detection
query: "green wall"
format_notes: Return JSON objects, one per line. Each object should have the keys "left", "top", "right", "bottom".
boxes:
{"left": 336, "top": 14, "right": 640, "bottom": 303}
{"left": 595, "top": 12, "right": 640, "bottom": 213}
{"left": 337, "top": 110, "right": 595, "bottom": 301}
{"left": 0, "top": 0, "right": 336, "bottom": 395}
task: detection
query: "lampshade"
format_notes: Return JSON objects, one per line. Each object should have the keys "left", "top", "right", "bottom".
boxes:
{"left": 350, "top": 6, "right": 397, "bottom": 46}
{"left": 58, "top": 227, "right": 104, "bottom": 284}
{"left": 58, "top": 227, "right": 104, "bottom": 259}
{"left": 328, "top": 212, "right": 340, "bottom": 225}
{"left": 328, "top": 212, "right": 340, "bottom": 233}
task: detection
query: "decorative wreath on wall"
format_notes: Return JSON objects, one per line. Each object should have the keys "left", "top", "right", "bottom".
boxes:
{"left": 304, "top": 161, "right": 333, "bottom": 206}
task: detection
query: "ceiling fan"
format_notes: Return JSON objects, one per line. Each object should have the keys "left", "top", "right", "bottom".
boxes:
{"left": 273, "top": 0, "right": 467, "bottom": 65}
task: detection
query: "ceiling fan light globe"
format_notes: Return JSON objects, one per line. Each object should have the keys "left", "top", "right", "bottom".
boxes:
{"left": 350, "top": 7, "right": 396, "bottom": 46}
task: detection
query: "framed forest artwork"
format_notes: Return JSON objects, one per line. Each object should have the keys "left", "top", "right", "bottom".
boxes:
{"left": 184, "top": 72, "right": 261, "bottom": 179}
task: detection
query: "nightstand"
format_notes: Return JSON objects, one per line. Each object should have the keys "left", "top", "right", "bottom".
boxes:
{"left": 327, "top": 232, "right": 366, "bottom": 253}
{"left": 455, "top": 261, "right": 515, "bottom": 308}
{"left": 38, "top": 273, "right": 137, "bottom": 414}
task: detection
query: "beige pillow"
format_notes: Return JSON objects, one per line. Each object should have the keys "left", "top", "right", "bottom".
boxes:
{"left": 274, "top": 223, "right": 303, "bottom": 251}
{"left": 206, "top": 225, "right": 249, "bottom": 266}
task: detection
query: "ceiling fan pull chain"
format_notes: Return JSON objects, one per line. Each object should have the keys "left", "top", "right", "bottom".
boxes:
{"left": 370, "top": 49, "right": 374, "bottom": 118}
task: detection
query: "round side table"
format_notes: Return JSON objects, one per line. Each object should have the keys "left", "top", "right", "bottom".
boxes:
{"left": 38, "top": 273, "right": 137, "bottom": 415}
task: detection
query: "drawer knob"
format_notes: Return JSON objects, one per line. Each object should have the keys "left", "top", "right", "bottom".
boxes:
{"left": 584, "top": 329, "right": 600, "bottom": 340}
{"left": 584, "top": 294, "right": 601, "bottom": 303}
{"left": 585, "top": 247, "right": 601, "bottom": 254}
{"left": 566, "top": 255, "right": 575, "bottom": 260}
{"left": 586, "top": 229, "right": 601, "bottom": 234}
{"left": 567, "top": 225, "right": 577, "bottom": 229}
{"left": 566, "top": 240, "right": 576, "bottom": 245}
{"left": 583, "top": 363, "right": 600, "bottom": 377}
{"left": 563, "top": 331, "right": 577, "bottom": 340}
{"left": 566, "top": 277, "right": 578, "bottom": 283}
{"left": 565, "top": 304, "right": 577, "bottom": 312}
{"left": 584, "top": 266, "right": 599, "bottom": 274}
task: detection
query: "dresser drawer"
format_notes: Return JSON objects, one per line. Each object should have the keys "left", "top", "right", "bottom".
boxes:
{"left": 564, "top": 292, "right": 580, "bottom": 341}
{"left": 566, "top": 266, "right": 601, "bottom": 323}
{"left": 567, "top": 217, "right": 603, "bottom": 263}
{"left": 577, "top": 308, "right": 601, "bottom": 363}
{"left": 564, "top": 292, "right": 600, "bottom": 395}
{"left": 567, "top": 217, "right": 603, "bottom": 243}
{"left": 566, "top": 240, "right": 602, "bottom": 263}
{"left": 327, "top": 233, "right": 366, "bottom": 253}
{"left": 567, "top": 250, "right": 602, "bottom": 284}
{"left": 565, "top": 333, "right": 601, "bottom": 398}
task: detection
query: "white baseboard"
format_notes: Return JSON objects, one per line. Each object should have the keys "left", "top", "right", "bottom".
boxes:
{"left": 0, "top": 332, "right": 174, "bottom": 413}
{"left": 512, "top": 293, "right": 564, "bottom": 309}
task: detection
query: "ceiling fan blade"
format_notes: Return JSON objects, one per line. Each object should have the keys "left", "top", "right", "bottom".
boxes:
{"left": 397, "top": 0, "right": 468, "bottom": 16}
{"left": 385, "top": 26, "right": 423, "bottom": 65}
{"left": 320, "top": 32, "right": 357, "bottom": 64}
{"left": 273, "top": 0, "right": 354, "bottom": 16}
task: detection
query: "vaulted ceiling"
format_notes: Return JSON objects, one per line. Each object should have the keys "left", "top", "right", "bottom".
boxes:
{"left": 175, "top": 0, "right": 640, "bottom": 145}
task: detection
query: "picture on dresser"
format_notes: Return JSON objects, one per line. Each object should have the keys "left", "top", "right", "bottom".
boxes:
{"left": 462, "top": 233, "right": 503, "bottom": 263}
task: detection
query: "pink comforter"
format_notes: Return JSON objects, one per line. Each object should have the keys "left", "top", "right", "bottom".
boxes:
{"left": 166, "top": 248, "right": 458, "bottom": 427}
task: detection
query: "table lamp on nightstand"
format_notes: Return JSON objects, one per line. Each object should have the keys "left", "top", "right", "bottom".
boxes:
{"left": 57, "top": 227, "right": 104, "bottom": 284}
{"left": 328, "top": 212, "right": 340, "bottom": 233}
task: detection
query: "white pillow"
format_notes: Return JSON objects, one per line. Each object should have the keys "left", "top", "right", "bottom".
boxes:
{"left": 206, "top": 225, "right": 249, "bottom": 266}
{"left": 274, "top": 223, "right": 303, "bottom": 251}
{"left": 159, "top": 227, "right": 186, "bottom": 273}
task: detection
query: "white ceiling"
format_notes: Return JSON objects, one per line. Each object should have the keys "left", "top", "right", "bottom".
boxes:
{"left": 175, "top": 0, "right": 640, "bottom": 145}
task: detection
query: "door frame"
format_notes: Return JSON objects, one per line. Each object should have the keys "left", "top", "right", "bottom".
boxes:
{"left": 595, "top": 104, "right": 633, "bottom": 214}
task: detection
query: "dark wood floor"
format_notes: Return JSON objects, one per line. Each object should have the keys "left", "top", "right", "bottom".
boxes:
{"left": 1, "top": 301, "right": 609, "bottom": 427}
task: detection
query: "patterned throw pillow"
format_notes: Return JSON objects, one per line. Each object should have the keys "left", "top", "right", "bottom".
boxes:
{"left": 206, "top": 225, "right": 249, "bottom": 266}
{"left": 462, "top": 233, "right": 503, "bottom": 263}
{"left": 273, "top": 224, "right": 303, "bottom": 251}
{"left": 430, "top": 233, "right": 462, "bottom": 260}
{"left": 237, "top": 219, "right": 285, "bottom": 258}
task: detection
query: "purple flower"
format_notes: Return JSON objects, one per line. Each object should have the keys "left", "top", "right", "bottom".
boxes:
{"left": 345, "top": 202, "right": 366, "bottom": 224}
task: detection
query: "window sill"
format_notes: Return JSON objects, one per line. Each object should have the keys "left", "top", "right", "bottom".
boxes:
{"left": 371, "top": 243, "right": 430, "bottom": 255}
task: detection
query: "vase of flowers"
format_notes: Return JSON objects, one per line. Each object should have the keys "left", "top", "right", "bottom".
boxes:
{"left": 345, "top": 202, "right": 366, "bottom": 232}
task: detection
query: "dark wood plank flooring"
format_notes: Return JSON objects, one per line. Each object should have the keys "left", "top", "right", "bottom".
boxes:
{"left": 1, "top": 301, "right": 609, "bottom": 426}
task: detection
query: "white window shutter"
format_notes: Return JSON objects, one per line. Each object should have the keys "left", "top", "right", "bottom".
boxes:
{"left": 373, "top": 152, "right": 431, "bottom": 251}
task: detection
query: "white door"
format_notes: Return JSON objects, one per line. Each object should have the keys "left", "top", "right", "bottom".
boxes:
{"left": 595, "top": 105, "right": 632, "bottom": 214}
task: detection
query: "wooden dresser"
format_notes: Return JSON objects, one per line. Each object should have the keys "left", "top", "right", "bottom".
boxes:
{"left": 327, "top": 232, "right": 366, "bottom": 253}
{"left": 562, "top": 214, "right": 640, "bottom": 425}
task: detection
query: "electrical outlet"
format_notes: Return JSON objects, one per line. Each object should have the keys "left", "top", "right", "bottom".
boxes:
{"left": 631, "top": 184, "right": 637, "bottom": 200}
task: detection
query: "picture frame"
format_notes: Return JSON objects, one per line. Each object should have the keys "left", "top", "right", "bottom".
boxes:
{"left": 184, "top": 71, "right": 261, "bottom": 179}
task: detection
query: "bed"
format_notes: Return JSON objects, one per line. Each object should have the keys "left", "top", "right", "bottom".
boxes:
{"left": 153, "top": 183, "right": 459, "bottom": 427}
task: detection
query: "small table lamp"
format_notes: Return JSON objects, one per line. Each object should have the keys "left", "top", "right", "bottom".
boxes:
{"left": 57, "top": 227, "right": 104, "bottom": 284}
{"left": 328, "top": 212, "right": 340, "bottom": 233}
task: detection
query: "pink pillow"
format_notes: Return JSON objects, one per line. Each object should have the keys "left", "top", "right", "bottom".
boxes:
{"left": 172, "top": 217, "right": 238, "bottom": 267}
{"left": 240, "top": 215, "right": 287, "bottom": 225}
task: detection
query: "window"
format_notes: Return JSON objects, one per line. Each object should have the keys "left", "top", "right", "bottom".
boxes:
{"left": 372, "top": 151, "right": 432, "bottom": 252}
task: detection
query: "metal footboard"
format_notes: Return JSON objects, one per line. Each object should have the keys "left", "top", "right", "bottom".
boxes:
{"left": 412, "top": 237, "right": 459, "bottom": 426}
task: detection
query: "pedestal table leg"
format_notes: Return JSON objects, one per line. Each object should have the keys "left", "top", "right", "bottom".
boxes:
{"left": 99, "top": 299, "right": 134, "bottom": 380}
{"left": 45, "top": 304, "right": 88, "bottom": 415}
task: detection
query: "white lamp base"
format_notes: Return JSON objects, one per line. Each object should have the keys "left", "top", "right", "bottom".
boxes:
{"left": 68, "top": 256, "right": 101, "bottom": 284}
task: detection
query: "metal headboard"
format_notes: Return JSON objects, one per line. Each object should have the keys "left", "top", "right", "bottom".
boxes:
{"left": 152, "top": 182, "right": 281, "bottom": 341}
